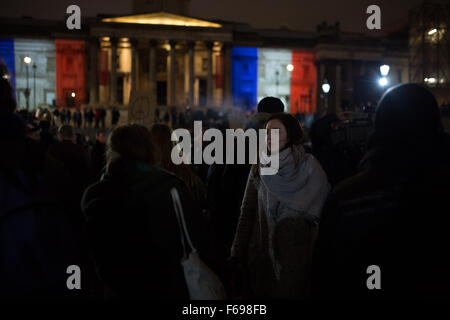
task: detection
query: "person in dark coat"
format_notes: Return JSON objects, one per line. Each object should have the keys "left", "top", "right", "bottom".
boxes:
{"left": 0, "top": 79, "right": 80, "bottom": 299}
{"left": 82, "top": 124, "right": 204, "bottom": 299}
{"left": 100, "top": 108, "right": 106, "bottom": 128}
{"left": 94, "top": 108, "right": 101, "bottom": 128}
{"left": 111, "top": 107, "right": 120, "bottom": 127}
{"left": 46, "top": 125, "right": 92, "bottom": 228}
{"left": 38, "top": 119, "right": 56, "bottom": 151}
{"left": 312, "top": 83, "right": 450, "bottom": 299}
{"left": 83, "top": 108, "right": 89, "bottom": 128}
{"left": 66, "top": 108, "right": 72, "bottom": 124}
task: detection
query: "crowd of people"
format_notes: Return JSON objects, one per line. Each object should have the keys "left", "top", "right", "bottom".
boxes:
{"left": 1, "top": 74, "right": 450, "bottom": 299}
{"left": 19, "top": 105, "right": 121, "bottom": 130}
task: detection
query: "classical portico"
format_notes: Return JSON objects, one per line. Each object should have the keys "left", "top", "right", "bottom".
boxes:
{"left": 87, "top": 12, "right": 232, "bottom": 109}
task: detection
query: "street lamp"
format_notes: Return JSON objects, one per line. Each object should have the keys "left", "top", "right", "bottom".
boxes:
{"left": 286, "top": 64, "right": 294, "bottom": 72}
{"left": 24, "top": 56, "right": 31, "bottom": 111}
{"left": 322, "top": 79, "right": 331, "bottom": 111}
{"left": 379, "top": 64, "right": 390, "bottom": 88}
{"left": 275, "top": 70, "right": 280, "bottom": 96}
{"left": 71, "top": 91, "right": 76, "bottom": 98}
{"left": 32, "top": 64, "right": 37, "bottom": 110}
{"left": 378, "top": 77, "right": 388, "bottom": 87}
{"left": 380, "top": 64, "right": 390, "bottom": 77}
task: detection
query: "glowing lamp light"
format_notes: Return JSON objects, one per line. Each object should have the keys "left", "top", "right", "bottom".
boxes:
{"left": 380, "top": 64, "right": 390, "bottom": 76}
{"left": 322, "top": 82, "right": 330, "bottom": 94}
{"left": 428, "top": 28, "right": 437, "bottom": 35}
{"left": 378, "top": 77, "right": 388, "bottom": 87}
{"left": 286, "top": 64, "right": 294, "bottom": 72}
{"left": 71, "top": 92, "right": 76, "bottom": 98}
{"left": 24, "top": 56, "right": 31, "bottom": 64}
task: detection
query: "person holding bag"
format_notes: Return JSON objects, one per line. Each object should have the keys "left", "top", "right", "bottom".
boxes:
{"left": 82, "top": 124, "right": 206, "bottom": 299}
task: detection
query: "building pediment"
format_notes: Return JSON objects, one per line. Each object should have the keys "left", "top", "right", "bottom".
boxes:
{"left": 102, "top": 12, "right": 222, "bottom": 28}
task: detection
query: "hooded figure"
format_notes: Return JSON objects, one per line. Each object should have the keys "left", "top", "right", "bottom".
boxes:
{"left": 313, "top": 84, "right": 450, "bottom": 299}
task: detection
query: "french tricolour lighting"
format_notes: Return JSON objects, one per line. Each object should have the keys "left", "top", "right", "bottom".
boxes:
{"left": 380, "top": 64, "right": 390, "bottom": 77}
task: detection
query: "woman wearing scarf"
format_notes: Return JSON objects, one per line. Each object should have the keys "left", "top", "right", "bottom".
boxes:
{"left": 230, "top": 113, "right": 330, "bottom": 299}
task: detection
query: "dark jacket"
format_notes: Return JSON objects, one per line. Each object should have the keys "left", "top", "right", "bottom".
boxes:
{"left": 91, "top": 140, "right": 106, "bottom": 181}
{"left": 312, "top": 136, "right": 450, "bottom": 299}
{"left": 81, "top": 159, "right": 201, "bottom": 299}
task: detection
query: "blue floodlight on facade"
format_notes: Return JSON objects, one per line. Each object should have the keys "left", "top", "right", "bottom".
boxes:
{"left": 231, "top": 46, "right": 258, "bottom": 110}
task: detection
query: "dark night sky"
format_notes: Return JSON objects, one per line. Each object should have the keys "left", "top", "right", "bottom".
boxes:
{"left": 0, "top": 0, "right": 424, "bottom": 33}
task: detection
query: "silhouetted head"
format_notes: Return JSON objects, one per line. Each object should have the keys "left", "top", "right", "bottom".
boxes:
{"left": 106, "top": 124, "right": 154, "bottom": 172}
{"left": 58, "top": 124, "right": 75, "bottom": 142}
{"left": 372, "top": 83, "right": 442, "bottom": 143}
{"left": 363, "top": 83, "right": 449, "bottom": 170}
{"left": 96, "top": 129, "right": 106, "bottom": 144}
{"left": 257, "top": 97, "right": 285, "bottom": 114}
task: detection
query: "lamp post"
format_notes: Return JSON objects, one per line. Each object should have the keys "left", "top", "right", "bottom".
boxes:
{"left": 322, "top": 79, "right": 331, "bottom": 112}
{"left": 24, "top": 56, "right": 31, "bottom": 111}
{"left": 32, "top": 64, "right": 37, "bottom": 110}
{"left": 379, "top": 64, "right": 390, "bottom": 88}
{"left": 275, "top": 69, "right": 280, "bottom": 96}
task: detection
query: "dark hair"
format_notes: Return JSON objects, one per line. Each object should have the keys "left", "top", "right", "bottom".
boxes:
{"left": 106, "top": 124, "right": 154, "bottom": 171}
{"left": 266, "top": 112, "right": 305, "bottom": 148}
{"left": 257, "top": 97, "right": 285, "bottom": 114}
{"left": 149, "top": 123, "right": 174, "bottom": 170}
{"left": 252, "top": 112, "right": 305, "bottom": 175}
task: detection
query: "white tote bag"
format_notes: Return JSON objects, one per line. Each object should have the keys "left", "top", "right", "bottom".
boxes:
{"left": 171, "top": 187, "right": 227, "bottom": 300}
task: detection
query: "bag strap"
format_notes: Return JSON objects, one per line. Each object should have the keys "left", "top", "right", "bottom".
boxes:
{"left": 171, "top": 187, "right": 196, "bottom": 258}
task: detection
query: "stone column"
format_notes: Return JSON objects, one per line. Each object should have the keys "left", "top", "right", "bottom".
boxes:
{"left": 333, "top": 62, "right": 341, "bottom": 114}
{"left": 223, "top": 43, "right": 232, "bottom": 106}
{"left": 316, "top": 61, "right": 326, "bottom": 116}
{"left": 89, "top": 38, "right": 99, "bottom": 106}
{"left": 109, "top": 37, "right": 118, "bottom": 105}
{"left": 206, "top": 41, "right": 214, "bottom": 105}
{"left": 130, "top": 39, "right": 138, "bottom": 95}
{"left": 187, "top": 41, "right": 195, "bottom": 106}
{"left": 168, "top": 40, "right": 176, "bottom": 106}
{"left": 149, "top": 39, "right": 157, "bottom": 99}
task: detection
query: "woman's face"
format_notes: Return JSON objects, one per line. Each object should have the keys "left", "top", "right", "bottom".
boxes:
{"left": 266, "top": 119, "right": 288, "bottom": 152}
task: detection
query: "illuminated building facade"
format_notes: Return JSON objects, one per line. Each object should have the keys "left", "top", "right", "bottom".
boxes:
{"left": 0, "top": 10, "right": 409, "bottom": 116}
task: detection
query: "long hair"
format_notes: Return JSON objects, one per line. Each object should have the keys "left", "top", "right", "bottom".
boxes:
{"left": 149, "top": 123, "right": 177, "bottom": 172}
{"left": 149, "top": 123, "right": 204, "bottom": 199}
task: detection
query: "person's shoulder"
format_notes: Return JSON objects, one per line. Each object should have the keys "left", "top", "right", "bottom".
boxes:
{"left": 81, "top": 180, "right": 110, "bottom": 213}
{"left": 332, "top": 170, "right": 375, "bottom": 202}
{"left": 148, "top": 166, "right": 185, "bottom": 188}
